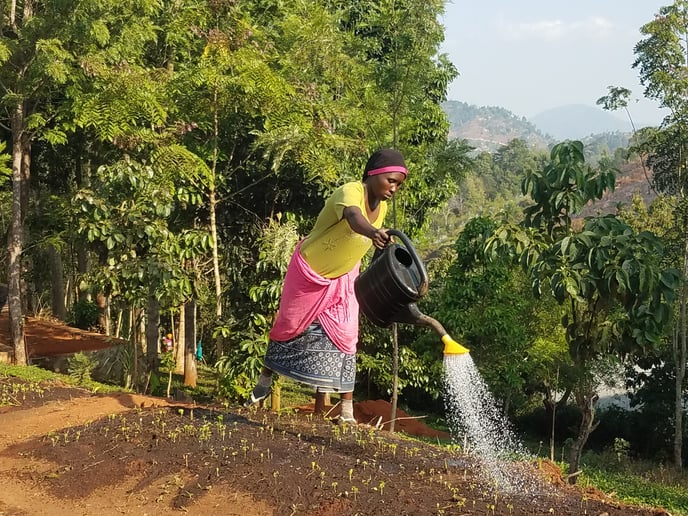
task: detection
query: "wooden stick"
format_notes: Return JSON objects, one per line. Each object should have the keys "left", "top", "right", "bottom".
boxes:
{"left": 378, "top": 414, "right": 429, "bottom": 427}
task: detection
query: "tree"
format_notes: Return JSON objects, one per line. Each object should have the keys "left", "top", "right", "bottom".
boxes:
{"left": 434, "top": 215, "right": 571, "bottom": 457}
{"left": 487, "top": 141, "right": 679, "bottom": 482}
{"left": 632, "top": 0, "right": 688, "bottom": 469}
{"left": 0, "top": 0, "right": 164, "bottom": 364}
{"left": 620, "top": 194, "right": 686, "bottom": 461}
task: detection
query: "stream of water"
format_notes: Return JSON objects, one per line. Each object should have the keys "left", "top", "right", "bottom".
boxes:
{"left": 443, "top": 353, "right": 541, "bottom": 493}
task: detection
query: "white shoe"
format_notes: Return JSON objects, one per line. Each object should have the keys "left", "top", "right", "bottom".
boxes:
{"left": 244, "top": 384, "right": 270, "bottom": 407}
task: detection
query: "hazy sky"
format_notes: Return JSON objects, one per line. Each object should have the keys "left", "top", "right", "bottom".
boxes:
{"left": 440, "top": 1, "right": 669, "bottom": 126}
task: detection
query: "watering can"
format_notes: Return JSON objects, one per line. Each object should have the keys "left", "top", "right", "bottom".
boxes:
{"left": 354, "top": 229, "right": 469, "bottom": 355}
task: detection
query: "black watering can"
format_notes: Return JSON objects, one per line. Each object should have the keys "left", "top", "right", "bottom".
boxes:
{"left": 354, "top": 229, "right": 469, "bottom": 355}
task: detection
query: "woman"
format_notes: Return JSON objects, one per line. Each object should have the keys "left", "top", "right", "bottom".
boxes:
{"left": 245, "top": 149, "right": 408, "bottom": 424}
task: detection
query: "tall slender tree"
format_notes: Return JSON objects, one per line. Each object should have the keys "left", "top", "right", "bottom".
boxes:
{"left": 633, "top": 0, "right": 688, "bottom": 469}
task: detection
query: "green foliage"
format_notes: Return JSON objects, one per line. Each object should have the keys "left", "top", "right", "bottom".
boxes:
{"left": 158, "top": 351, "right": 176, "bottom": 374}
{"left": 521, "top": 141, "right": 617, "bottom": 235}
{"left": 67, "top": 352, "right": 99, "bottom": 383}
{"left": 0, "top": 363, "right": 126, "bottom": 395}
{"left": 215, "top": 329, "right": 269, "bottom": 401}
{"left": 485, "top": 139, "right": 680, "bottom": 475}
{"left": 357, "top": 345, "right": 437, "bottom": 397}
{"left": 0, "top": 364, "right": 67, "bottom": 383}
{"left": 157, "top": 350, "right": 176, "bottom": 398}
{"left": 489, "top": 143, "right": 678, "bottom": 360}
{"left": 634, "top": 0, "right": 688, "bottom": 117}
{"left": 75, "top": 158, "right": 209, "bottom": 309}
{"left": 434, "top": 216, "right": 568, "bottom": 409}
{"left": 0, "top": 141, "right": 11, "bottom": 186}
{"left": 580, "top": 467, "right": 688, "bottom": 516}
{"left": 67, "top": 299, "right": 100, "bottom": 330}
{"left": 643, "top": 124, "right": 688, "bottom": 195}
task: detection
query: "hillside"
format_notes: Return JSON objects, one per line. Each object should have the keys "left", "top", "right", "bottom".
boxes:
{"left": 442, "top": 100, "right": 552, "bottom": 152}
{"left": 578, "top": 159, "right": 655, "bottom": 218}
{"left": 443, "top": 101, "right": 634, "bottom": 154}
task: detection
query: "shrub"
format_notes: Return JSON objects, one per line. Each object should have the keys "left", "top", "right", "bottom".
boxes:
{"left": 68, "top": 299, "right": 99, "bottom": 330}
{"left": 67, "top": 352, "right": 98, "bottom": 383}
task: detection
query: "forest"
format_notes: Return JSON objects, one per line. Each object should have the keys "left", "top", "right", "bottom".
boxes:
{"left": 0, "top": 0, "right": 687, "bottom": 510}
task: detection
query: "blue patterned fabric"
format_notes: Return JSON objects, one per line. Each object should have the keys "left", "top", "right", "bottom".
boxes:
{"left": 264, "top": 322, "right": 356, "bottom": 392}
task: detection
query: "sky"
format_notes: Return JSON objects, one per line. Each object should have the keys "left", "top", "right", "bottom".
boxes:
{"left": 440, "top": 1, "right": 669, "bottom": 126}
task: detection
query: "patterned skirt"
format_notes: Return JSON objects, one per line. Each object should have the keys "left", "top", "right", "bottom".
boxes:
{"left": 264, "top": 322, "right": 356, "bottom": 392}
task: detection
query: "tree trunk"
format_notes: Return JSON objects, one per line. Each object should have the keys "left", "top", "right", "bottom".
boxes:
{"left": 95, "top": 291, "right": 108, "bottom": 333}
{"left": 389, "top": 323, "right": 399, "bottom": 433}
{"left": 47, "top": 244, "right": 66, "bottom": 321}
{"left": 567, "top": 389, "right": 600, "bottom": 484}
{"left": 19, "top": 133, "right": 31, "bottom": 315}
{"left": 8, "top": 101, "right": 26, "bottom": 365}
{"left": 146, "top": 293, "right": 160, "bottom": 370}
{"left": 184, "top": 301, "right": 197, "bottom": 387}
{"left": 210, "top": 85, "right": 223, "bottom": 358}
{"left": 174, "top": 305, "right": 185, "bottom": 375}
{"left": 543, "top": 396, "right": 556, "bottom": 462}
{"left": 9, "top": 0, "right": 16, "bottom": 29}
{"left": 673, "top": 237, "right": 688, "bottom": 470}
{"left": 210, "top": 180, "right": 223, "bottom": 358}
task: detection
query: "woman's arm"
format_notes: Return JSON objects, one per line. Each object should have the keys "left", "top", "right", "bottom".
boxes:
{"left": 342, "top": 206, "right": 390, "bottom": 249}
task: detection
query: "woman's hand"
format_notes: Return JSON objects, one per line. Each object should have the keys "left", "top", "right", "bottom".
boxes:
{"left": 342, "top": 206, "right": 390, "bottom": 249}
{"left": 370, "top": 228, "right": 391, "bottom": 249}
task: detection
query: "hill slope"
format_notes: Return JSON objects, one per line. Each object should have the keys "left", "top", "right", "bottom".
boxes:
{"left": 442, "top": 100, "right": 552, "bottom": 152}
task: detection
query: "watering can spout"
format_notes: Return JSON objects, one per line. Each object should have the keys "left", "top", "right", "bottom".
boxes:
{"left": 441, "top": 334, "right": 470, "bottom": 355}
{"left": 393, "top": 304, "right": 470, "bottom": 355}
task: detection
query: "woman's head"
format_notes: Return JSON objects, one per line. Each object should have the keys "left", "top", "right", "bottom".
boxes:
{"left": 362, "top": 149, "right": 407, "bottom": 201}
{"left": 362, "top": 149, "right": 407, "bottom": 181}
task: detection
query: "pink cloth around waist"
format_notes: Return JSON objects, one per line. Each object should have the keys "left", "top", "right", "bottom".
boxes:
{"left": 269, "top": 241, "right": 359, "bottom": 354}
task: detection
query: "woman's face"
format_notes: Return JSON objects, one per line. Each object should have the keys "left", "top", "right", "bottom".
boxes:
{"left": 366, "top": 172, "right": 406, "bottom": 201}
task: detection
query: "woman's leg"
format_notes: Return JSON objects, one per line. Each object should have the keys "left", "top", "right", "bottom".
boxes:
{"left": 339, "top": 391, "right": 355, "bottom": 423}
{"left": 314, "top": 390, "right": 327, "bottom": 415}
{"left": 244, "top": 367, "right": 274, "bottom": 406}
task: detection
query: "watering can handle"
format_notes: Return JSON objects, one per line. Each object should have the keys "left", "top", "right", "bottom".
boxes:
{"left": 385, "top": 229, "right": 429, "bottom": 296}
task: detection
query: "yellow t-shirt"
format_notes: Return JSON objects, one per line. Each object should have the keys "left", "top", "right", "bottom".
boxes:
{"left": 300, "top": 181, "right": 387, "bottom": 278}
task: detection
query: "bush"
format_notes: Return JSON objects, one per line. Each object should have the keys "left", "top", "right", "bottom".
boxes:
{"left": 67, "top": 352, "right": 98, "bottom": 383}
{"left": 68, "top": 299, "right": 99, "bottom": 330}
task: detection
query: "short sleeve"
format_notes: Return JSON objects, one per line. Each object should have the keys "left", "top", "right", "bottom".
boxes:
{"left": 332, "top": 182, "right": 364, "bottom": 219}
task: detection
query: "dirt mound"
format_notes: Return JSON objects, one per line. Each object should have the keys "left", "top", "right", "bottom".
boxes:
{"left": 0, "top": 310, "right": 125, "bottom": 363}
{"left": 0, "top": 377, "right": 669, "bottom": 516}
{"left": 0, "top": 315, "right": 673, "bottom": 514}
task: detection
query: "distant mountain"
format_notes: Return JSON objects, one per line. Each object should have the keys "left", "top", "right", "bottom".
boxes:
{"left": 530, "top": 104, "right": 631, "bottom": 140}
{"left": 442, "top": 101, "right": 552, "bottom": 152}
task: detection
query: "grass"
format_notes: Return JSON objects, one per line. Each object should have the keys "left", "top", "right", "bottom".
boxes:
{"left": 278, "top": 377, "right": 321, "bottom": 408}
{"left": 0, "top": 363, "right": 66, "bottom": 382}
{"left": 580, "top": 467, "right": 688, "bottom": 516}
{"left": 0, "top": 363, "right": 127, "bottom": 394}
{"left": 536, "top": 446, "right": 688, "bottom": 516}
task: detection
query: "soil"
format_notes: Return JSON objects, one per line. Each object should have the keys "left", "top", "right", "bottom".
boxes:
{"left": 0, "top": 314, "right": 673, "bottom": 515}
